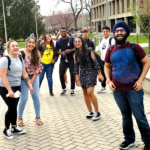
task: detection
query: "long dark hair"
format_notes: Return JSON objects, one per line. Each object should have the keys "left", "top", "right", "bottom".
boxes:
{"left": 26, "top": 37, "right": 39, "bottom": 66}
{"left": 74, "top": 37, "right": 88, "bottom": 66}
{"left": 44, "top": 34, "right": 54, "bottom": 47}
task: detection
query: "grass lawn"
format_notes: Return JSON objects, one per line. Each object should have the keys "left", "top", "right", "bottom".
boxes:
{"left": 4, "top": 42, "right": 25, "bottom": 49}
{"left": 89, "top": 33, "right": 149, "bottom": 46}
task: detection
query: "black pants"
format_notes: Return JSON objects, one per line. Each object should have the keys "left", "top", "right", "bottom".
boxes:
{"left": 59, "top": 60, "right": 75, "bottom": 89}
{"left": 0, "top": 86, "right": 21, "bottom": 129}
{"left": 101, "top": 61, "right": 106, "bottom": 88}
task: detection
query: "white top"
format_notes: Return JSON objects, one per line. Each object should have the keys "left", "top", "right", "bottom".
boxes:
{"left": 98, "top": 37, "right": 115, "bottom": 61}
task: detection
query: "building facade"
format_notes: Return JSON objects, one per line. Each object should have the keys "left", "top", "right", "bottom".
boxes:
{"left": 91, "top": 0, "right": 140, "bottom": 33}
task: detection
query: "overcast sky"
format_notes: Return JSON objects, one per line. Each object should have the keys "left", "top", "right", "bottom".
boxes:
{"left": 38, "top": 0, "right": 70, "bottom": 16}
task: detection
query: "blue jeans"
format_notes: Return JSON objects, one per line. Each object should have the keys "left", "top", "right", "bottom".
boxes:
{"left": 113, "top": 89, "right": 150, "bottom": 144}
{"left": 18, "top": 76, "right": 40, "bottom": 118}
{"left": 39, "top": 63, "right": 53, "bottom": 90}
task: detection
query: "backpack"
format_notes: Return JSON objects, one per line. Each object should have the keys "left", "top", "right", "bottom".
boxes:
{"left": 109, "top": 43, "right": 143, "bottom": 71}
{"left": 5, "top": 51, "right": 25, "bottom": 71}
{"left": 99, "top": 37, "right": 113, "bottom": 47}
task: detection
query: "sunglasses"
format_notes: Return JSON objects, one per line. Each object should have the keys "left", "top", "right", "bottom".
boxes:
{"left": 115, "top": 29, "right": 125, "bottom": 33}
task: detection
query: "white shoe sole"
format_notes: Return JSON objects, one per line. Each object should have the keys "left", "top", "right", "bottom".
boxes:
{"left": 119, "top": 143, "right": 135, "bottom": 149}
{"left": 12, "top": 130, "right": 26, "bottom": 135}
{"left": 97, "top": 90, "right": 106, "bottom": 93}
{"left": 92, "top": 116, "right": 100, "bottom": 121}
{"left": 4, "top": 134, "right": 14, "bottom": 140}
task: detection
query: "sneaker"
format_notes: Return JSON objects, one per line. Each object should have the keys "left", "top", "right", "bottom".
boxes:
{"left": 144, "top": 144, "right": 150, "bottom": 150}
{"left": 75, "top": 86, "right": 80, "bottom": 92}
{"left": 119, "top": 141, "right": 135, "bottom": 149}
{"left": 97, "top": 87, "right": 106, "bottom": 93}
{"left": 86, "top": 112, "right": 94, "bottom": 119}
{"left": 3, "top": 128, "right": 14, "bottom": 139}
{"left": 61, "top": 89, "right": 66, "bottom": 95}
{"left": 92, "top": 112, "right": 101, "bottom": 121}
{"left": 11, "top": 126, "right": 26, "bottom": 135}
{"left": 70, "top": 89, "right": 75, "bottom": 95}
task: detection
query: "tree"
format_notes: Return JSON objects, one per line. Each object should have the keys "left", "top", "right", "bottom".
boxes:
{"left": 129, "top": 0, "right": 150, "bottom": 54}
{"left": 56, "top": 0, "right": 82, "bottom": 28}
{"left": 0, "top": 0, "right": 45, "bottom": 41}
{"left": 83, "top": 0, "right": 92, "bottom": 31}
{"left": 55, "top": 10, "right": 74, "bottom": 30}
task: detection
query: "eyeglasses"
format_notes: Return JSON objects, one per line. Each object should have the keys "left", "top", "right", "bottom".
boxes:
{"left": 115, "top": 29, "right": 125, "bottom": 33}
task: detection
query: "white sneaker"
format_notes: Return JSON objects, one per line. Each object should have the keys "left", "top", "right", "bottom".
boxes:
{"left": 97, "top": 87, "right": 106, "bottom": 94}
{"left": 70, "top": 89, "right": 75, "bottom": 95}
{"left": 75, "top": 86, "right": 80, "bottom": 92}
{"left": 3, "top": 128, "right": 14, "bottom": 139}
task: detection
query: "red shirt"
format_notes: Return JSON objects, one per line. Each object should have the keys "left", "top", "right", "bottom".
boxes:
{"left": 105, "top": 41, "right": 146, "bottom": 91}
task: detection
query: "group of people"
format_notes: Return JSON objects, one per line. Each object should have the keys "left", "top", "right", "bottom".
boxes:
{"left": 0, "top": 20, "right": 150, "bottom": 150}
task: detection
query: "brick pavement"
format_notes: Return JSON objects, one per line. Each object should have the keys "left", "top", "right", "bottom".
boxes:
{"left": 0, "top": 59, "right": 150, "bottom": 150}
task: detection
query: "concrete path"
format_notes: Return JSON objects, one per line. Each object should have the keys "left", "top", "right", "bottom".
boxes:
{"left": 0, "top": 58, "right": 150, "bottom": 150}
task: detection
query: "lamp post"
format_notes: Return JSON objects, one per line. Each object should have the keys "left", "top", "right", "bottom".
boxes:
{"left": 2, "top": 0, "right": 7, "bottom": 42}
{"left": 35, "top": 0, "right": 39, "bottom": 40}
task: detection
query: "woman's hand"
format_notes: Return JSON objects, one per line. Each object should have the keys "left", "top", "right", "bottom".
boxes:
{"left": 52, "top": 60, "right": 55, "bottom": 64}
{"left": 8, "top": 90, "right": 14, "bottom": 98}
{"left": 98, "top": 74, "right": 104, "bottom": 82}
{"left": 133, "top": 81, "right": 143, "bottom": 91}
{"left": 29, "top": 86, "right": 34, "bottom": 94}
{"left": 76, "top": 80, "right": 81, "bottom": 86}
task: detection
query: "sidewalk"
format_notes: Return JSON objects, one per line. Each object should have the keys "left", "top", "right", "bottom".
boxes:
{"left": 0, "top": 58, "right": 150, "bottom": 150}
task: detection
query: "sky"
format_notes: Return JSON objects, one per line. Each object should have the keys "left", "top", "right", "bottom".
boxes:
{"left": 38, "top": 0, "right": 70, "bottom": 16}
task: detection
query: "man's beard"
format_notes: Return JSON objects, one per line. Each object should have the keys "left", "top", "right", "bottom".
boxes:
{"left": 62, "top": 34, "right": 67, "bottom": 38}
{"left": 114, "top": 33, "right": 128, "bottom": 45}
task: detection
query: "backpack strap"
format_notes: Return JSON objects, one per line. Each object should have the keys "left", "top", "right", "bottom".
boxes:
{"left": 99, "top": 38, "right": 103, "bottom": 44}
{"left": 109, "top": 37, "right": 113, "bottom": 46}
{"left": 109, "top": 45, "right": 115, "bottom": 59}
{"left": 18, "top": 56, "right": 23, "bottom": 63}
{"left": 5, "top": 56, "right": 11, "bottom": 70}
{"left": 130, "top": 42, "right": 143, "bottom": 71}
{"left": 20, "top": 50, "right": 25, "bottom": 60}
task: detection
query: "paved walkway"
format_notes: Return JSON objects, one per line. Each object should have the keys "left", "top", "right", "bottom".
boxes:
{"left": 0, "top": 58, "right": 150, "bottom": 150}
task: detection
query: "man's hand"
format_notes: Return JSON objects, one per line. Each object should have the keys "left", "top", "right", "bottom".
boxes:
{"left": 133, "top": 81, "right": 143, "bottom": 91}
{"left": 65, "top": 49, "right": 71, "bottom": 54}
{"left": 108, "top": 81, "right": 116, "bottom": 92}
{"left": 61, "top": 51, "right": 66, "bottom": 56}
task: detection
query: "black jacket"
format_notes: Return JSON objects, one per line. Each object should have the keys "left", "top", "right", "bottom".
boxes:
{"left": 38, "top": 41, "right": 59, "bottom": 64}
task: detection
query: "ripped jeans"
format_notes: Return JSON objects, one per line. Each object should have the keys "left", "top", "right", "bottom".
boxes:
{"left": 39, "top": 63, "right": 53, "bottom": 90}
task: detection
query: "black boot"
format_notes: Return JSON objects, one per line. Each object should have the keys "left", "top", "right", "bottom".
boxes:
{"left": 49, "top": 89, "right": 54, "bottom": 96}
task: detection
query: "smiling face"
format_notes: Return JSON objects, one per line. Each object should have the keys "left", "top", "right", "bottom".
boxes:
{"left": 26, "top": 38, "right": 36, "bottom": 51}
{"left": 8, "top": 41, "right": 19, "bottom": 56}
{"left": 74, "top": 38, "right": 82, "bottom": 51}
{"left": 114, "top": 27, "right": 127, "bottom": 45}
{"left": 114, "top": 27, "right": 126, "bottom": 40}
{"left": 102, "top": 29, "right": 110, "bottom": 39}
{"left": 60, "top": 29, "right": 67, "bottom": 38}
{"left": 46, "top": 35, "right": 52, "bottom": 43}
